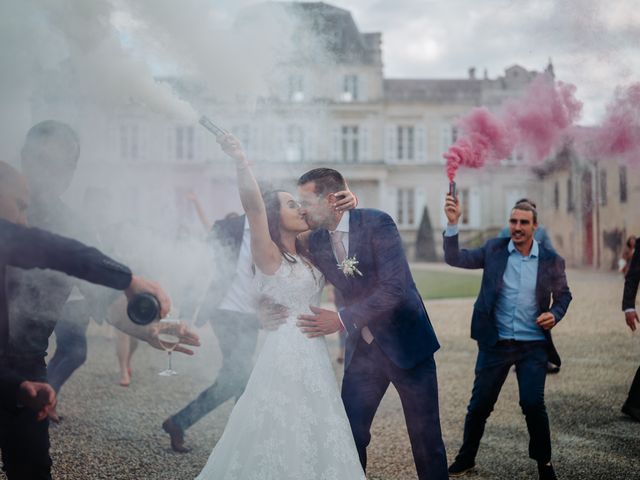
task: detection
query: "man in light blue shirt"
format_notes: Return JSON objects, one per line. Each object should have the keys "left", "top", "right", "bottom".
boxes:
{"left": 498, "top": 198, "right": 561, "bottom": 375}
{"left": 494, "top": 239, "right": 545, "bottom": 342}
{"left": 442, "top": 197, "right": 572, "bottom": 480}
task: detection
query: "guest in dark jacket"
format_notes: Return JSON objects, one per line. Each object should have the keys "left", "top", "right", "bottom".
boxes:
{"left": 0, "top": 161, "right": 197, "bottom": 480}
{"left": 621, "top": 239, "right": 640, "bottom": 421}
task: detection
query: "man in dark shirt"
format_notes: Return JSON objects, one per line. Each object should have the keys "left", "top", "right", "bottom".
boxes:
{"left": 0, "top": 161, "right": 198, "bottom": 479}
{"left": 19, "top": 120, "right": 99, "bottom": 421}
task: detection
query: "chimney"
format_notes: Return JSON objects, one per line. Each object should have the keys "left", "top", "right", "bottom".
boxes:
{"left": 468, "top": 67, "right": 476, "bottom": 79}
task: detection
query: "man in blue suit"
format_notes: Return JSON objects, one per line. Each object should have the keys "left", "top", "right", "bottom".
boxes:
{"left": 443, "top": 196, "right": 571, "bottom": 480}
{"left": 296, "top": 168, "right": 448, "bottom": 480}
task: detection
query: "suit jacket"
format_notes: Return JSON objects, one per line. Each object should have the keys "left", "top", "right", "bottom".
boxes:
{"left": 0, "top": 366, "right": 24, "bottom": 411}
{"left": 623, "top": 242, "right": 640, "bottom": 310}
{"left": 443, "top": 234, "right": 572, "bottom": 365}
{"left": 309, "top": 209, "right": 440, "bottom": 370}
{"left": 195, "top": 214, "right": 247, "bottom": 326}
{"left": 0, "top": 219, "right": 133, "bottom": 385}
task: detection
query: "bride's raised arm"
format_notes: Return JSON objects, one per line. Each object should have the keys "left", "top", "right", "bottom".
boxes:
{"left": 217, "top": 134, "right": 282, "bottom": 275}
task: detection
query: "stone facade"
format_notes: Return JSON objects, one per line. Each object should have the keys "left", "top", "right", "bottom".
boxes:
{"left": 33, "top": 2, "right": 549, "bottom": 259}
{"left": 536, "top": 145, "right": 640, "bottom": 269}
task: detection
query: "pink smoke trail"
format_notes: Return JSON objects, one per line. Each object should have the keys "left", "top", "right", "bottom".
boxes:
{"left": 444, "top": 74, "right": 582, "bottom": 180}
{"left": 444, "top": 107, "right": 513, "bottom": 181}
{"left": 576, "top": 83, "right": 640, "bottom": 164}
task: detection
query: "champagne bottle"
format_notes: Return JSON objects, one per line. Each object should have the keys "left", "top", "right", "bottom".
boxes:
{"left": 127, "top": 293, "right": 160, "bottom": 325}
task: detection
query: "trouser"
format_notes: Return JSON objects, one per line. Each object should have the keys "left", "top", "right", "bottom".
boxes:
{"left": 47, "top": 300, "right": 91, "bottom": 393}
{"left": 0, "top": 356, "right": 51, "bottom": 480}
{"left": 455, "top": 340, "right": 551, "bottom": 465}
{"left": 341, "top": 337, "right": 448, "bottom": 480}
{"left": 171, "top": 310, "right": 259, "bottom": 430}
{"left": 624, "top": 365, "right": 640, "bottom": 408}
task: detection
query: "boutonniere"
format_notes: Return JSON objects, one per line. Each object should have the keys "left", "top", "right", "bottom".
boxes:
{"left": 338, "top": 256, "right": 363, "bottom": 277}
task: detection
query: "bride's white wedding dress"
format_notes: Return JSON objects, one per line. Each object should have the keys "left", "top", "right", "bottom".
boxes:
{"left": 195, "top": 257, "right": 366, "bottom": 480}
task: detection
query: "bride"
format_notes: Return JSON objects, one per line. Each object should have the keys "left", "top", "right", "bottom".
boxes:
{"left": 194, "top": 134, "right": 366, "bottom": 479}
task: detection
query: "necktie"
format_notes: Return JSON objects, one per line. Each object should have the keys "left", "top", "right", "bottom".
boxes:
{"left": 330, "top": 230, "right": 374, "bottom": 344}
{"left": 330, "top": 231, "right": 347, "bottom": 265}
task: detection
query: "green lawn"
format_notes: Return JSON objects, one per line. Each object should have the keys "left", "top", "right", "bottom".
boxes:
{"left": 411, "top": 268, "right": 481, "bottom": 300}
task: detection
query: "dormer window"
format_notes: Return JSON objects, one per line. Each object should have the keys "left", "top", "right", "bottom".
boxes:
{"left": 288, "top": 74, "right": 304, "bottom": 102}
{"left": 342, "top": 75, "right": 359, "bottom": 102}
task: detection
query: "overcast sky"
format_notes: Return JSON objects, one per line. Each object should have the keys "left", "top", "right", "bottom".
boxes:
{"left": 107, "top": 0, "right": 640, "bottom": 125}
{"left": 328, "top": 0, "right": 640, "bottom": 124}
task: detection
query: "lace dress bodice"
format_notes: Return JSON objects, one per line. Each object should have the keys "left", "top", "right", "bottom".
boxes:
{"left": 255, "top": 256, "right": 324, "bottom": 319}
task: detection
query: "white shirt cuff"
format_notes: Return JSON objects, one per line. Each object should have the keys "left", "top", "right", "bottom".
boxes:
{"left": 624, "top": 308, "right": 636, "bottom": 313}
{"left": 444, "top": 224, "right": 459, "bottom": 237}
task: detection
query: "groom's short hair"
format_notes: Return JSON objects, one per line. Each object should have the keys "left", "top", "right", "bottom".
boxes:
{"left": 297, "top": 168, "right": 346, "bottom": 197}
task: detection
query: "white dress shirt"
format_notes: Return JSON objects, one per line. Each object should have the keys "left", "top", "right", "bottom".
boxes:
{"left": 219, "top": 218, "right": 258, "bottom": 314}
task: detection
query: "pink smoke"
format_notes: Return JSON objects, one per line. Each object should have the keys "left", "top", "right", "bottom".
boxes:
{"left": 444, "top": 108, "right": 513, "bottom": 181}
{"left": 444, "top": 74, "right": 583, "bottom": 180}
{"left": 576, "top": 83, "right": 640, "bottom": 164}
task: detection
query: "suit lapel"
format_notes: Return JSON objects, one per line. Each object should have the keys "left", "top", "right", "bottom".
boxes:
{"left": 494, "top": 241, "right": 510, "bottom": 292}
{"left": 347, "top": 209, "right": 362, "bottom": 259}
{"left": 535, "top": 244, "right": 551, "bottom": 304}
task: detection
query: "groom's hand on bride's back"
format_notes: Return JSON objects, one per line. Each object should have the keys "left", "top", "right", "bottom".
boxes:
{"left": 257, "top": 295, "right": 288, "bottom": 331}
{"left": 297, "top": 306, "right": 343, "bottom": 338}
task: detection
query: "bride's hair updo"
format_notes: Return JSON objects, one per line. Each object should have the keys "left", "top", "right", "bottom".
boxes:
{"left": 262, "top": 189, "right": 297, "bottom": 264}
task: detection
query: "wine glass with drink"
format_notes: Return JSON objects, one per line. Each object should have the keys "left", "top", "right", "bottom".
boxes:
{"left": 158, "top": 313, "right": 181, "bottom": 377}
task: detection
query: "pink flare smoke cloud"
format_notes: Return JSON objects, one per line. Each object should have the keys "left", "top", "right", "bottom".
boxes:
{"left": 444, "top": 74, "right": 582, "bottom": 180}
{"left": 576, "top": 83, "right": 640, "bottom": 165}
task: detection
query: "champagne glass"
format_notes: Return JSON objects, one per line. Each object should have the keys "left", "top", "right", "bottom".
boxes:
{"left": 158, "top": 315, "right": 181, "bottom": 377}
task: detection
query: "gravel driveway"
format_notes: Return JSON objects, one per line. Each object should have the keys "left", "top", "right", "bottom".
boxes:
{"left": 2, "top": 268, "right": 637, "bottom": 479}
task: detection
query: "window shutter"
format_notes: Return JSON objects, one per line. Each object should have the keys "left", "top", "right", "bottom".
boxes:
{"left": 304, "top": 124, "right": 313, "bottom": 163}
{"left": 385, "top": 124, "right": 397, "bottom": 163}
{"left": 331, "top": 126, "right": 341, "bottom": 162}
{"left": 361, "top": 125, "right": 370, "bottom": 162}
{"left": 415, "top": 187, "right": 427, "bottom": 227}
{"left": 385, "top": 186, "right": 398, "bottom": 221}
{"left": 359, "top": 75, "right": 368, "bottom": 102}
{"left": 470, "top": 187, "right": 481, "bottom": 228}
{"left": 416, "top": 125, "right": 427, "bottom": 163}
{"left": 440, "top": 124, "right": 452, "bottom": 161}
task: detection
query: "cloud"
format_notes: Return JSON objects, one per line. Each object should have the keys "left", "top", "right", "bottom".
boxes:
{"left": 337, "top": 0, "right": 639, "bottom": 124}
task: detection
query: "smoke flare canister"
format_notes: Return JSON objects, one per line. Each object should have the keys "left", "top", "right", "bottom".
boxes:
{"left": 449, "top": 181, "right": 457, "bottom": 197}
{"left": 199, "top": 115, "right": 227, "bottom": 137}
{"left": 127, "top": 293, "right": 160, "bottom": 325}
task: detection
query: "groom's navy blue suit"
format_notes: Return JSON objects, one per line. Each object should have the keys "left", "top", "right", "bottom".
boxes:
{"left": 309, "top": 208, "right": 448, "bottom": 480}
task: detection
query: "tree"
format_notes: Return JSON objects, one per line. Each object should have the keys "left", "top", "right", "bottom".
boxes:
{"left": 415, "top": 205, "right": 437, "bottom": 261}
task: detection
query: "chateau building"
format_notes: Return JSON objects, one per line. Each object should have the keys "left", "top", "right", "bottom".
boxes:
{"left": 33, "top": 2, "right": 550, "bottom": 259}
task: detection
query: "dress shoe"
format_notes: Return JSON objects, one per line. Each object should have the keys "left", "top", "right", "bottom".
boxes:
{"left": 448, "top": 457, "right": 476, "bottom": 477}
{"left": 538, "top": 462, "right": 558, "bottom": 480}
{"left": 162, "top": 418, "right": 191, "bottom": 453}
{"left": 621, "top": 403, "right": 640, "bottom": 422}
{"left": 546, "top": 362, "right": 560, "bottom": 374}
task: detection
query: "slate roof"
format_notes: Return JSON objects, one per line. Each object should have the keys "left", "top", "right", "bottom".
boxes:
{"left": 384, "top": 79, "right": 483, "bottom": 103}
{"left": 236, "top": 2, "right": 380, "bottom": 64}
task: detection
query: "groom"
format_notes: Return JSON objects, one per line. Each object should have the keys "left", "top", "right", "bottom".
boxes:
{"left": 295, "top": 168, "right": 448, "bottom": 480}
